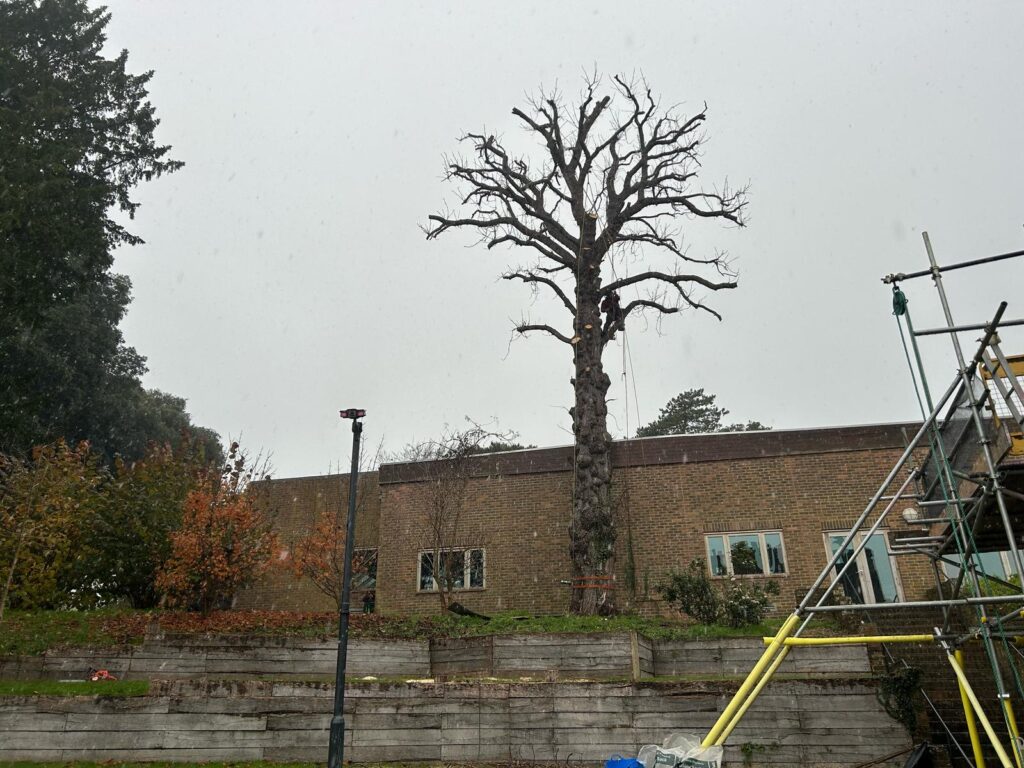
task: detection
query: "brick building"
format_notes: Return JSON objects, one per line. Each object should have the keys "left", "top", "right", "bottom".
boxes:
{"left": 236, "top": 422, "right": 936, "bottom": 616}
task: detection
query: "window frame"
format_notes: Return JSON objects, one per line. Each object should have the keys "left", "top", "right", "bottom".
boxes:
{"left": 417, "top": 547, "right": 486, "bottom": 592}
{"left": 822, "top": 530, "right": 905, "bottom": 604}
{"left": 704, "top": 531, "right": 788, "bottom": 578}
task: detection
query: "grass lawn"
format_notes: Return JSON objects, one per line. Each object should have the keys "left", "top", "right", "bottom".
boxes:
{"left": 0, "top": 607, "right": 142, "bottom": 656}
{"left": 0, "top": 608, "right": 793, "bottom": 656}
{"left": 0, "top": 679, "right": 149, "bottom": 696}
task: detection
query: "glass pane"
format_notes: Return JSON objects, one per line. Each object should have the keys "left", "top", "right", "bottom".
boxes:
{"left": 353, "top": 548, "right": 378, "bottom": 590}
{"left": 830, "top": 535, "right": 865, "bottom": 604}
{"left": 764, "top": 533, "right": 786, "bottom": 574}
{"left": 442, "top": 551, "right": 465, "bottom": 589}
{"left": 419, "top": 552, "right": 435, "bottom": 591}
{"left": 469, "top": 549, "right": 484, "bottom": 588}
{"left": 863, "top": 535, "right": 899, "bottom": 603}
{"left": 728, "top": 534, "right": 764, "bottom": 575}
{"left": 975, "top": 551, "right": 1009, "bottom": 580}
{"left": 944, "top": 551, "right": 1009, "bottom": 587}
{"left": 706, "top": 536, "right": 727, "bottom": 576}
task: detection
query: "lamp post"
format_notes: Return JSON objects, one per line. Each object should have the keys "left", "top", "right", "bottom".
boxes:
{"left": 328, "top": 408, "right": 365, "bottom": 768}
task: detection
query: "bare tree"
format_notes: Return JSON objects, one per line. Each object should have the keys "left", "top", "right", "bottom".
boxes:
{"left": 398, "top": 423, "right": 514, "bottom": 612}
{"left": 425, "top": 74, "right": 747, "bottom": 614}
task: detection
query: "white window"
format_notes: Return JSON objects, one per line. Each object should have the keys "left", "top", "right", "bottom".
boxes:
{"left": 825, "top": 532, "right": 903, "bottom": 604}
{"left": 418, "top": 548, "right": 485, "bottom": 591}
{"left": 705, "top": 532, "right": 787, "bottom": 577}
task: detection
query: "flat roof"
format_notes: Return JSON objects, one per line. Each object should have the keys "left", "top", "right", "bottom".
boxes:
{"left": 377, "top": 421, "right": 921, "bottom": 484}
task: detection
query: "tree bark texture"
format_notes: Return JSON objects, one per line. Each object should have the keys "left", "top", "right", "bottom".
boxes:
{"left": 569, "top": 214, "right": 614, "bottom": 614}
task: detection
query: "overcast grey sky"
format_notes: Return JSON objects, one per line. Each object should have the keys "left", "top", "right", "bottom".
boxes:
{"left": 100, "top": 1, "right": 1024, "bottom": 478}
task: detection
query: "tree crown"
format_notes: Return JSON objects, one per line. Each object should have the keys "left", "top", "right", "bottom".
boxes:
{"left": 637, "top": 388, "right": 769, "bottom": 437}
{"left": 426, "top": 74, "right": 747, "bottom": 347}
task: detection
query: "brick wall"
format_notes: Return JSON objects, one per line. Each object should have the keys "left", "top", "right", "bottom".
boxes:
{"left": 613, "top": 446, "right": 934, "bottom": 615}
{"left": 241, "top": 423, "right": 936, "bottom": 617}
{"left": 235, "top": 472, "right": 379, "bottom": 611}
{"left": 376, "top": 469, "right": 574, "bottom": 615}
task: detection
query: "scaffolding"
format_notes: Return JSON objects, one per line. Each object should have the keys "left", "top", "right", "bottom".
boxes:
{"left": 701, "top": 234, "right": 1024, "bottom": 766}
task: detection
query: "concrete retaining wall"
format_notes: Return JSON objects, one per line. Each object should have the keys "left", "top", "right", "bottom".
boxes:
{"left": 0, "top": 633, "right": 871, "bottom": 682}
{"left": 0, "top": 678, "right": 910, "bottom": 766}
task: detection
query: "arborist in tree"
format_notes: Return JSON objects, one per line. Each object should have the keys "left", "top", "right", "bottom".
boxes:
{"left": 601, "top": 291, "right": 623, "bottom": 340}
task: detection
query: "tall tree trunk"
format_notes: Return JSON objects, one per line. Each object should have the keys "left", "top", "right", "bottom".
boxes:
{"left": 569, "top": 213, "right": 614, "bottom": 614}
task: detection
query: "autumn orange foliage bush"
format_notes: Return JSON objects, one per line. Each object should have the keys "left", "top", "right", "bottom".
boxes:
{"left": 290, "top": 509, "right": 348, "bottom": 608}
{"left": 290, "top": 508, "right": 376, "bottom": 610}
{"left": 155, "top": 443, "right": 278, "bottom": 612}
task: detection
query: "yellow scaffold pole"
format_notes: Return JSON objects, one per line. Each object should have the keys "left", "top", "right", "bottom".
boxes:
{"left": 700, "top": 612, "right": 801, "bottom": 748}
{"left": 1001, "top": 697, "right": 1023, "bottom": 768}
{"left": 715, "top": 645, "right": 793, "bottom": 745}
{"left": 948, "top": 648, "right": 1015, "bottom": 768}
{"left": 763, "top": 634, "right": 935, "bottom": 646}
{"left": 955, "top": 649, "right": 988, "bottom": 768}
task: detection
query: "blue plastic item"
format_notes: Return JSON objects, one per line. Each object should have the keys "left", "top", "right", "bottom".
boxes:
{"left": 606, "top": 755, "right": 643, "bottom": 768}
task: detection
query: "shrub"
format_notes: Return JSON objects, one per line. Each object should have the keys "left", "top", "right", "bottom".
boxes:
{"left": 155, "top": 443, "right": 278, "bottom": 612}
{"left": 68, "top": 438, "right": 207, "bottom": 609}
{"left": 658, "top": 559, "right": 721, "bottom": 624}
{"left": 659, "top": 559, "right": 780, "bottom": 628}
{"left": 0, "top": 441, "right": 104, "bottom": 620}
{"left": 720, "top": 579, "right": 779, "bottom": 628}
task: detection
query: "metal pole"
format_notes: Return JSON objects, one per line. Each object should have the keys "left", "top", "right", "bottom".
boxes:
{"left": 806, "top": 594, "right": 1024, "bottom": 613}
{"left": 921, "top": 236, "right": 1024, "bottom": 768}
{"left": 796, "top": 384, "right": 962, "bottom": 613}
{"left": 913, "top": 318, "right": 1024, "bottom": 337}
{"left": 805, "top": 471, "right": 917, "bottom": 610}
{"left": 882, "top": 246, "right": 1024, "bottom": 284}
{"left": 924, "top": 232, "right": 1024, "bottom": 585}
{"left": 957, "top": 648, "right": 990, "bottom": 768}
{"left": 328, "top": 413, "right": 363, "bottom": 768}
{"left": 948, "top": 649, "right": 1016, "bottom": 768}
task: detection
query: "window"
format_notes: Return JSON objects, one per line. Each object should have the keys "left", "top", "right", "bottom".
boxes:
{"left": 352, "top": 548, "right": 377, "bottom": 591}
{"left": 943, "top": 550, "right": 1017, "bottom": 584}
{"left": 826, "top": 532, "right": 901, "bottom": 604}
{"left": 705, "top": 532, "right": 787, "bottom": 577}
{"left": 418, "top": 548, "right": 485, "bottom": 591}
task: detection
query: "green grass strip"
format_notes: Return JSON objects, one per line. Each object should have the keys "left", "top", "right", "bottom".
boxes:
{"left": 0, "top": 679, "right": 149, "bottom": 697}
